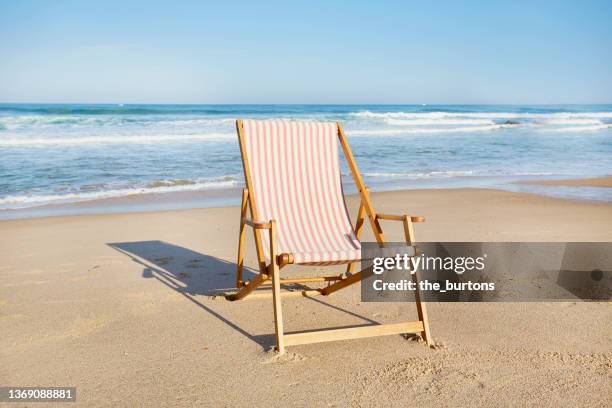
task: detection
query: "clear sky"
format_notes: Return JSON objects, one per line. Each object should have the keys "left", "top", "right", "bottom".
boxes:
{"left": 1, "top": 0, "right": 611, "bottom": 104}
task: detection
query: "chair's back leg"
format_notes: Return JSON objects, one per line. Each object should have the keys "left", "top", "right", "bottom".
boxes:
{"left": 346, "top": 195, "right": 366, "bottom": 275}
{"left": 337, "top": 123, "right": 385, "bottom": 244}
{"left": 236, "top": 188, "right": 249, "bottom": 288}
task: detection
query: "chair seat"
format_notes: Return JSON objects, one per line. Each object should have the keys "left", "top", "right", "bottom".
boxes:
{"left": 287, "top": 248, "right": 362, "bottom": 265}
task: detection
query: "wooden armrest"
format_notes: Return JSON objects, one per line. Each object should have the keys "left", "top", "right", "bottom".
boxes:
{"left": 376, "top": 214, "right": 426, "bottom": 222}
{"left": 243, "top": 218, "right": 273, "bottom": 229}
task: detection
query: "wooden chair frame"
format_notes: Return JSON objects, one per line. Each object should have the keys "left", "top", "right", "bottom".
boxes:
{"left": 229, "top": 120, "right": 432, "bottom": 354}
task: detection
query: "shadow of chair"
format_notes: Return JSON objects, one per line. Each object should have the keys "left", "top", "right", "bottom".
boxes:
{"left": 108, "top": 240, "right": 381, "bottom": 350}
{"left": 109, "top": 240, "right": 255, "bottom": 296}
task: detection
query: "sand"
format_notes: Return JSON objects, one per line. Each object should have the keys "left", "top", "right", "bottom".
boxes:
{"left": 1, "top": 188, "right": 611, "bottom": 407}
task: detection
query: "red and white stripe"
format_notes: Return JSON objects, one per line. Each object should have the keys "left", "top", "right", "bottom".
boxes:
{"left": 241, "top": 120, "right": 361, "bottom": 264}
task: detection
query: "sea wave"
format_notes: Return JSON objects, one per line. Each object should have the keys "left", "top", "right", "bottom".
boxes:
{"left": 0, "top": 115, "right": 120, "bottom": 129}
{"left": 538, "top": 118, "right": 603, "bottom": 125}
{"left": 362, "top": 170, "right": 475, "bottom": 178}
{"left": 350, "top": 110, "right": 612, "bottom": 120}
{"left": 538, "top": 124, "right": 611, "bottom": 132}
{"left": 0, "top": 177, "right": 241, "bottom": 208}
{"left": 0, "top": 105, "right": 313, "bottom": 116}
{"left": 384, "top": 118, "right": 495, "bottom": 126}
{"left": 349, "top": 124, "right": 508, "bottom": 135}
{"left": 0, "top": 133, "right": 235, "bottom": 146}
{"left": 0, "top": 115, "right": 235, "bottom": 130}
{"left": 361, "top": 170, "right": 557, "bottom": 178}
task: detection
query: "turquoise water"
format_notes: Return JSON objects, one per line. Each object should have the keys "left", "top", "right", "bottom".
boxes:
{"left": 1, "top": 104, "right": 611, "bottom": 215}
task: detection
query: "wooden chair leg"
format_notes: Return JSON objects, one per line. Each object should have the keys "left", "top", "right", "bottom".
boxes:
{"left": 403, "top": 216, "right": 433, "bottom": 346}
{"left": 226, "top": 273, "right": 268, "bottom": 301}
{"left": 411, "top": 268, "right": 432, "bottom": 345}
{"left": 269, "top": 220, "right": 285, "bottom": 354}
{"left": 236, "top": 188, "right": 248, "bottom": 288}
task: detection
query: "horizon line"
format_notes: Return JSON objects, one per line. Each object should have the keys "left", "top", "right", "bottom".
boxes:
{"left": 1, "top": 102, "right": 612, "bottom": 106}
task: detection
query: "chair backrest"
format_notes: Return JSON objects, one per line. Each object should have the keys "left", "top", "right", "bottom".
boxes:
{"left": 238, "top": 119, "right": 360, "bottom": 261}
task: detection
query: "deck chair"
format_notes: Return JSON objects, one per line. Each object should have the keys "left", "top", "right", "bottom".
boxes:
{"left": 230, "top": 119, "right": 432, "bottom": 354}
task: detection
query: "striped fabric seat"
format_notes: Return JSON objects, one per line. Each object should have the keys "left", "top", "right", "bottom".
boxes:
{"left": 241, "top": 120, "right": 361, "bottom": 265}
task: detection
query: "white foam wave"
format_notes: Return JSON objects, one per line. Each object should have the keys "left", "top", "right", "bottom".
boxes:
{"left": 361, "top": 170, "right": 558, "bottom": 179}
{"left": 538, "top": 124, "right": 611, "bottom": 132}
{"left": 362, "top": 171, "right": 474, "bottom": 178}
{"left": 0, "top": 115, "right": 122, "bottom": 129}
{"left": 0, "top": 178, "right": 241, "bottom": 208}
{"left": 0, "top": 133, "right": 235, "bottom": 146}
{"left": 349, "top": 124, "right": 506, "bottom": 135}
{"left": 539, "top": 119, "right": 602, "bottom": 125}
{"left": 385, "top": 118, "right": 494, "bottom": 126}
{"left": 145, "top": 118, "right": 236, "bottom": 126}
{"left": 351, "top": 110, "right": 612, "bottom": 120}
{"left": 0, "top": 115, "right": 235, "bottom": 130}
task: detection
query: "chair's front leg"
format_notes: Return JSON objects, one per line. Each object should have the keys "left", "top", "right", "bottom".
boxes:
{"left": 402, "top": 215, "right": 415, "bottom": 245}
{"left": 402, "top": 216, "right": 433, "bottom": 346}
{"left": 268, "top": 220, "right": 285, "bottom": 354}
{"left": 236, "top": 188, "right": 249, "bottom": 288}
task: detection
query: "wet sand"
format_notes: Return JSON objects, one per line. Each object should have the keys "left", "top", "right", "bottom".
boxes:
{"left": 516, "top": 176, "right": 612, "bottom": 188}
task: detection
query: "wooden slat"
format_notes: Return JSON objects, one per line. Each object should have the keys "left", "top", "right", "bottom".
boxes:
{"left": 283, "top": 321, "right": 424, "bottom": 346}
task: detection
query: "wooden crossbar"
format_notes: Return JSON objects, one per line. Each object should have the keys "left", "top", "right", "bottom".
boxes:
{"left": 283, "top": 321, "right": 425, "bottom": 346}
{"left": 261, "top": 276, "right": 342, "bottom": 285}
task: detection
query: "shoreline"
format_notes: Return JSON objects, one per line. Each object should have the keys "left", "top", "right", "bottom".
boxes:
{"left": 2, "top": 175, "right": 612, "bottom": 221}
{"left": 2, "top": 187, "right": 611, "bottom": 240}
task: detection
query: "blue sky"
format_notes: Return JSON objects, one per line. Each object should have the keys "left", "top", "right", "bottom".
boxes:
{"left": 1, "top": 0, "right": 611, "bottom": 104}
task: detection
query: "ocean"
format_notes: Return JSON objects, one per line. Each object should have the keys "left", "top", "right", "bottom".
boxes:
{"left": 1, "top": 104, "right": 611, "bottom": 218}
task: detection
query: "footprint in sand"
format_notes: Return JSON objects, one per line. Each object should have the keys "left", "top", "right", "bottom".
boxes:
{"left": 186, "top": 259, "right": 202, "bottom": 269}
{"left": 153, "top": 257, "right": 173, "bottom": 265}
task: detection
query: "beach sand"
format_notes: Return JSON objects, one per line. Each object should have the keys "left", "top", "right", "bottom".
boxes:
{"left": 1, "top": 188, "right": 611, "bottom": 407}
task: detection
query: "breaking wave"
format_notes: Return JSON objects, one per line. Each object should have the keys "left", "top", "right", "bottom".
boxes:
{"left": 0, "top": 177, "right": 241, "bottom": 209}
{"left": 349, "top": 124, "right": 508, "bottom": 135}
{"left": 0, "top": 133, "right": 235, "bottom": 146}
{"left": 362, "top": 170, "right": 475, "bottom": 178}
{"left": 350, "top": 110, "right": 612, "bottom": 119}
